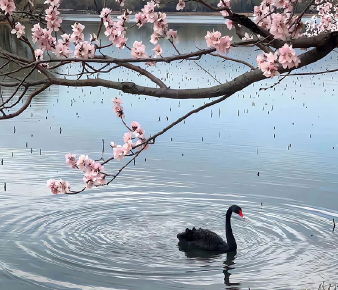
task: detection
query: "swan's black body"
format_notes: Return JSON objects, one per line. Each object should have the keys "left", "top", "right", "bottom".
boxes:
{"left": 177, "top": 205, "right": 243, "bottom": 253}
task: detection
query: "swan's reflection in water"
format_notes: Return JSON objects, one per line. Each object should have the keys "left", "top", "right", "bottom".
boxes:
{"left": 223, "top": 251, "right": 241, "bottom": 289}
{"left": 178, "top": 243, "right": 241, "bottom": 289}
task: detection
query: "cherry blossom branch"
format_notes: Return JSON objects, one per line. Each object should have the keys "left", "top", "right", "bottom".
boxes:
{"left": 119, "top": 63, "right": 168, "bottom": 88}
{"left": 259, "top": 71, "right": 291, "bottom": 90}
{"left": 210, "top": 53, "right": 255, "bottom": 70}
{"left": 0, "top": 65, "right": 37, "bottom": 109}
{"left": 147, "top": 94, "right": 230, "bottom": 144}
{"left": 286, "top": 68, "right": 338, "bottom": 76}
{"left": 0, "top": 84, "right": 50, "bottom": 120}
{"left": 106, "top": 148, "right": 144, "bottom": 185}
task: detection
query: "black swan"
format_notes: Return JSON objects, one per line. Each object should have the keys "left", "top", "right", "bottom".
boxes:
{"left": 177, "top": 205, "right": 244, "bottom": 253}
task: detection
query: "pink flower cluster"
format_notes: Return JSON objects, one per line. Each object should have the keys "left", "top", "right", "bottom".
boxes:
{"left": 11, "top": 22, "right": 25, "bottom": 38}
{"left": 131, "top": 41, "right": 149, "bottom": 59}
{"left": 100, "top": 2, "right": 178, "bottom": 59}
{"left": 0, "top": 0, "right": 16, "bottom": 15}
{"left": 45, "top": 0, "right": 62, "bottom": 31}
{"left": 35, "top": 49, "right": 44, "bottom": 61}
{"left": 176, "top": 0, "right": 185, "bottom": 11}
{"left": 304, "top": 1, "right": 337, "bottom": 36}
{"left": 100, "top": 8, "right": 127, "bottom": 49}
{"left": 32, "top": 23, "right": 56, "bottom": 51}
{"left": 152, "top": 44, "right": 163, "bottom": 56}
{"left": 278, "top": 43, "right": 301, "bottom": 69}
{"left": 32, "top": 20, "right": 95, "bottom": 59}
{"left": 257, "top": 52, "right": 280, "bottom": 78}
{"left": 111, "top": 121, "right": 149, "bottom": 162}
{"left": 47, "top": 179, "right": 71, "bottom": 194}
{"left": 67, "top": 153, "right": 106, "bottom": 189}
{"left": 112, "top": 97, "right": 125, "bottom": 118}
{"left": 253, "top": 0, "right": 304, "bottom": 40}
{"left": 217, "top": 0, "right": 231, "bottom": 17}
{"left": 47, "top": 153, "right": 107, "bottom": 194}
{"left": 110, "top": 98, "right": 150, "bottom": 162}
{"left": 257, "top": 44, "right": 300, "bottom": 78}
{"left": 131, "top": 1, "right": 178, "bottom": 47}
{"left": 74, "top": 41, "right": 95, "bottom": 59}
{"left": 205, "top": 30, "right": 232, "bottom": 54}
{"left": 54, "top": 33, "right": 72, "bottom": 57}
{"left": 70, "top": 22, "right": 85, "bottom": 44}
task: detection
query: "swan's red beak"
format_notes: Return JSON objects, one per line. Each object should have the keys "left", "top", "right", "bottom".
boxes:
{"left": 239, "top": 210, "right": 244, "bottom": 218}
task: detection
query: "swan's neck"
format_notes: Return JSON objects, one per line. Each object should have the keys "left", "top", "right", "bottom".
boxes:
{"left": 225, "top": 208, "right": 237, "bottom": 251}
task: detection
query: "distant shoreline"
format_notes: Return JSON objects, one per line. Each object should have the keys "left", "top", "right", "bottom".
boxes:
{"left": 0, "top": 12, "right": 315, "bottom": 25}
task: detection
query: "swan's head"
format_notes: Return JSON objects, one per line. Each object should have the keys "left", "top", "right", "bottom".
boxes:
{"left": 231, "top": 205, "right": 244, "bottom": 218}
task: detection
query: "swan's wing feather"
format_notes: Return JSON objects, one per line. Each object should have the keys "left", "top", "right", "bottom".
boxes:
{"left": 177, "top": 228, "right": 228, "bottom": 251}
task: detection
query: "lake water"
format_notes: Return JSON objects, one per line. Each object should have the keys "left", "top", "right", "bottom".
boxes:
{"left": 0, "top": 16, "right": 338, "bottom": 290}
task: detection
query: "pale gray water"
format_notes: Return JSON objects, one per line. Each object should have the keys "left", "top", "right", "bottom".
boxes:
{"left": 0, "top": 16, "right": 338, "bottom": 290}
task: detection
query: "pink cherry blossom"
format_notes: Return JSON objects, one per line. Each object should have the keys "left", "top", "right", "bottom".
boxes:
{"left": 83, "top": 175, "right": 95, "bottom": 189}
{"left": 100, "top": 7, "right": 112, "bottom": 21}
{"left": 112, "top": 97, "right": 125, "bottom": 118}
{"left": 176, "top": 0, "right": 185, "bottom": 10}
{"left": 150, "top": 33, "right": 160, "bottom": 44}
{"left": 53, "top": 34, "right": 72, "bottom": 57}
{"left": 74, "top": 41, "right": 95, "bottom": 59}
{"left": 11, "top": 22, "right": 25, "bottom": 38}
{"left": 135, "top": 12, "right": 147, "bottom": 28}
{"left": 226, "top": 20, "right": 233, "bottom": 30}
{"left": 166, "top": 29, "right": 178, "bottom": 42}
{"left": 134, "top": 127, "right": 145, "bottom": 139}
{"left": 153, "top": 13, "right": 168, "bottom": 40}
{"left": 278, "top": 43, "right": 301, "bottom": 69}
{"left": 123, "top": 132, "right": 133, "bottom": 143}
{"left": 152, "top": 44, "right": 163, "bottom": 56}
{"left": 104, "top": 19, "right": 127, "bottom": 48}
{"left": 112, "top": 97, "right": 123, "bottom": 105}
{"left": 257, "top": 52, "right": 280, "bottom": 78}
{"left": 31, "top": 23, "right": 56, "bottom": 51}
{"left": 0, "top": 0, "right": 16, "bottom": 15}
{"left": 58, "top": 179, "right": 71, "bottom": 194}
{"left": 47, "top": 179, "right": 59, "bottom": 194}
{"left": 65, "top": 153, "right": 77, "bottom": 168}
{"left": 77, "top": 155, "right": 91, "bottom": 170}
{"left": 136, "top": 139, "right": 150, "bottom": 151}
{"left": 122, "top": 142, "right": 132, "bottom": 155}
{"left": 131, "top": 41, "right": 149, "bottom": 59}
{"left": 87, "top": 162, "right": 104, "bottom": 176}
{"left": 113, "top": 104, "right": 125, "bottom": 118}
{"left": 118, "top": 9, "right": 132, "bottom": 23}
{"left": 45, "top": 5, "right": 62, "bottom": 31}
{"left": 95, "top": 174, "right": 106, "bottom": 186}
{"left": 269, "top": 13, "right": 289, "bottom": 40}
{"left": 142, "top": 1, "right": 158, "bottom": 23}
{"left": 35, "top": 49, "right": 44, "bottom": 61}
{"left": 113, "top": 145, "right": 125, "bottom": 161}
{"left": 70, "top": 22, "right": 85, "bottom": 44}
{"left": 217, "top": 0, "right": 231, "bottom": 17}
{"left": 205, "top": 31, "right": 232, "bottom": 54}
{"left": 131, "top": 121, "right": 141, "bottom": 131}
{"left": 47, "top": 179, "right": 70, "bottom": 194}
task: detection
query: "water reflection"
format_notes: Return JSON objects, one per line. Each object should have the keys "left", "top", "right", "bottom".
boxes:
{"left": 223, "top": 251, "right": 240, "bottom": 289}
{"left": 178, "top": 243, "right": 240, "bottom": 289}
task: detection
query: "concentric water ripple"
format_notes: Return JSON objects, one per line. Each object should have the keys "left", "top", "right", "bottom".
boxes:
{"left": 0, "top": 190, "right": 337, "bottom": 290}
